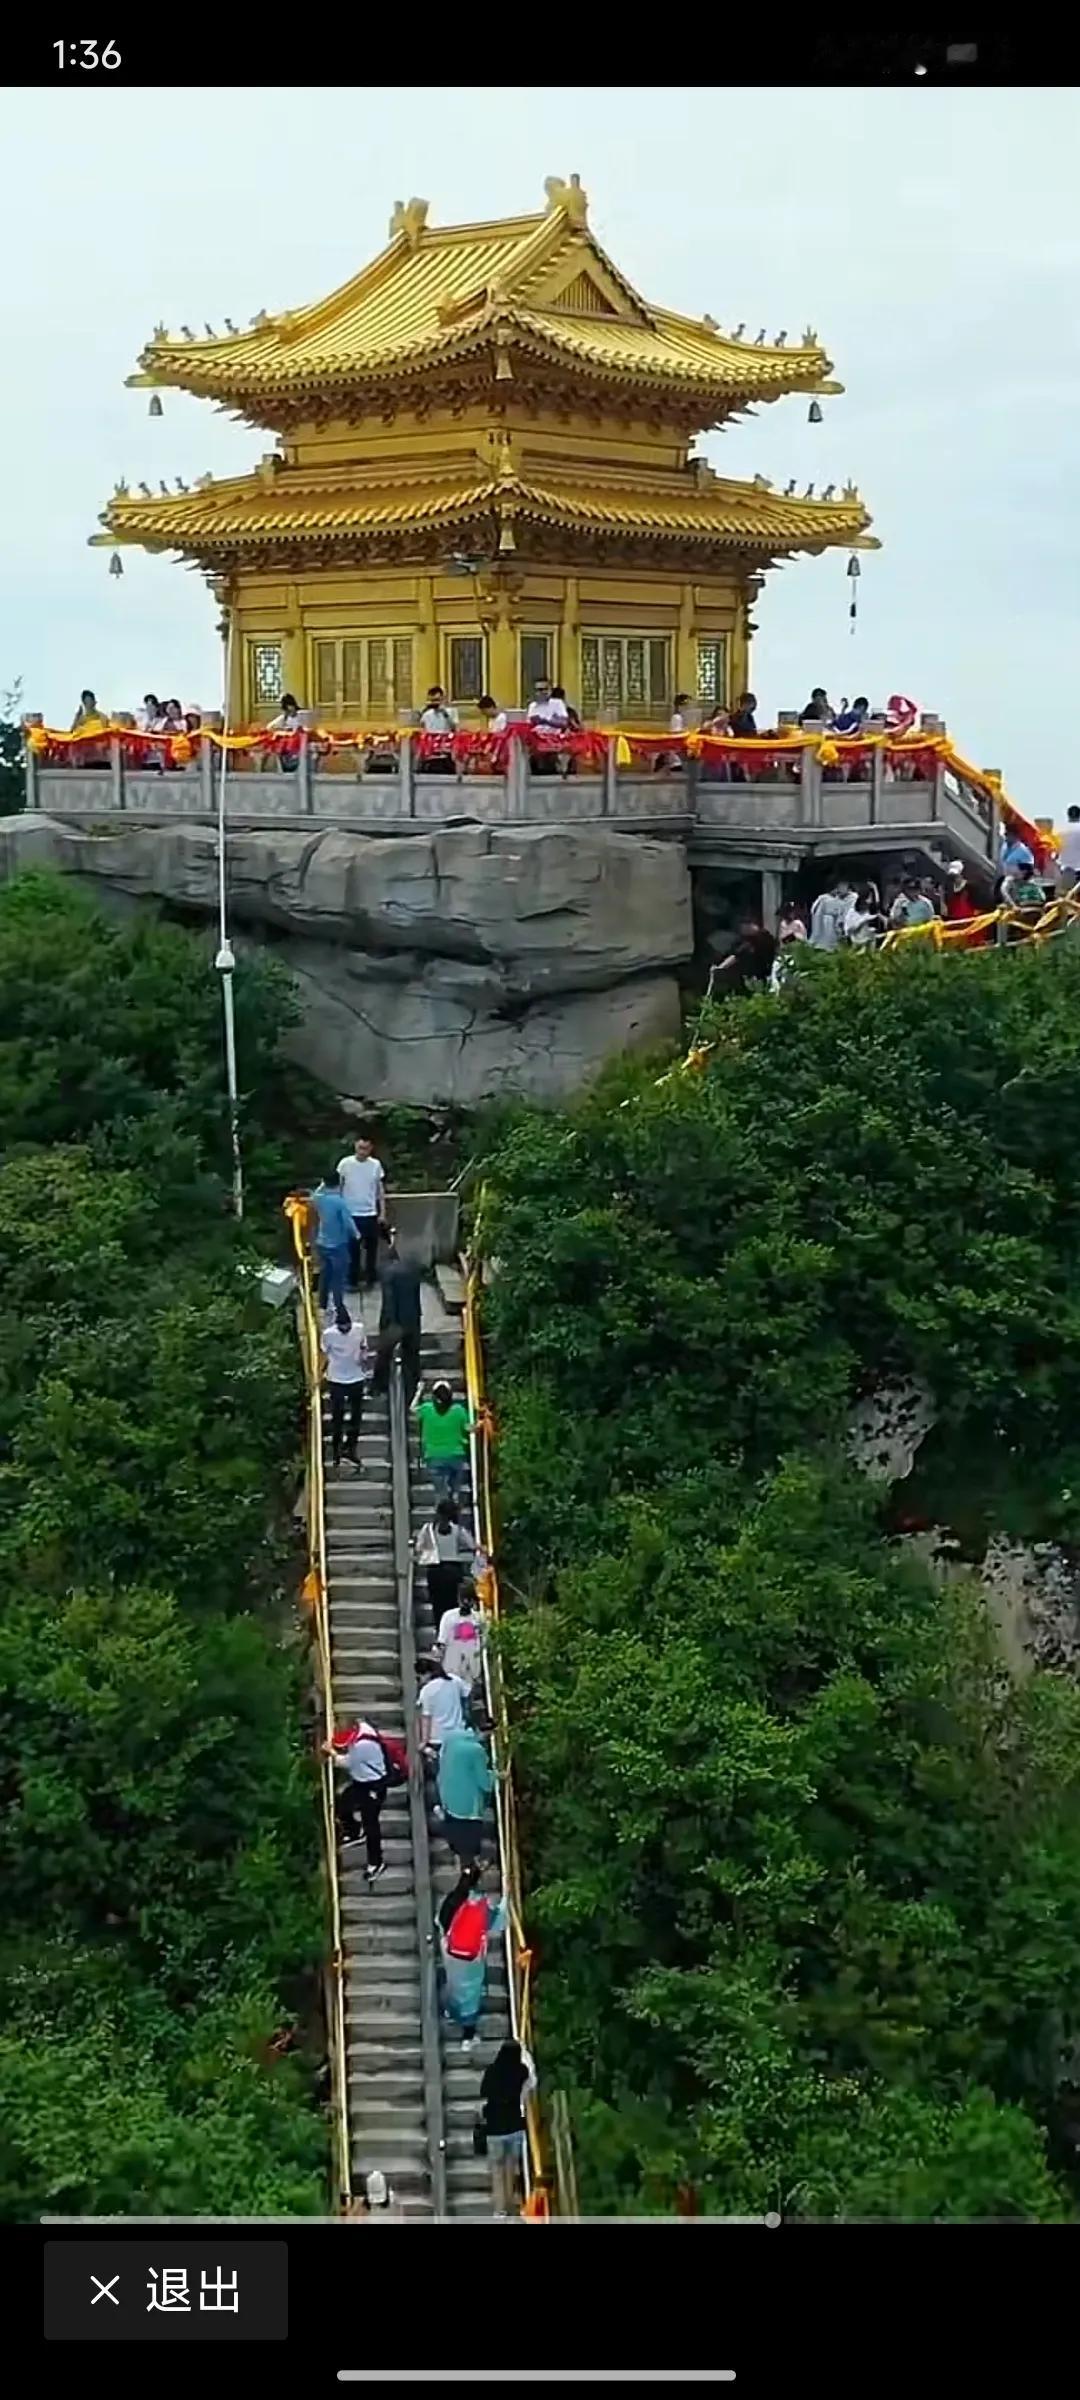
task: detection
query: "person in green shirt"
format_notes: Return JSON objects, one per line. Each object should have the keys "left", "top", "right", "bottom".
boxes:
{"left": 416, "top": 1378, "right": 473, "bottom": 1503}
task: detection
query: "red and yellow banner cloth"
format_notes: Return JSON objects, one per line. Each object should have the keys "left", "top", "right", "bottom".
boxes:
{"left": 24, "top": 720, "right": 1053, "bottom": 863}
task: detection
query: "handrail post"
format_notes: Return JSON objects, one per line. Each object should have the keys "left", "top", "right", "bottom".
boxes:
{"left": 602, "top": 735, "right": 616, "bottom": 817}
{"left": 24, "top": 725, "right": 39, "bottom": 811}
{"left": 297, "top": 730, "right": 312, "bottom": 814}
{"left": 111, "top": 735, "right": 125, "bottom": 811}
{"left": 389, "top": 1356, "right": 449, "bottom": 2219}
{"left": 399, "top": 732, "right": 414, "bottom": 818}
{"left": 200, "top": 731, "right": 214, "bottom": 816}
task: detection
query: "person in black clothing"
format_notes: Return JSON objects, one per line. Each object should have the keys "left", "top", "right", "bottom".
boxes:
{"left": 480, "top": 2038, "right": 538, "bottom": 2217}
{"left": 373, "top": 1235, "right": 423, "bottom": 1403}
{"left": 730, "top": 691, "right": 758, "bottom": 737}
{"left": 707, "top": 919, "right": 777, "bottom": 999}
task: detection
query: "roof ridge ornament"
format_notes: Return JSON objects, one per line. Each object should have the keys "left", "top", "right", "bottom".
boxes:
{"left": 389, "top": 197, "right": 429, "bottom": 247}
{"left": 543, "top": 173, "right": 589, "bottom": 228}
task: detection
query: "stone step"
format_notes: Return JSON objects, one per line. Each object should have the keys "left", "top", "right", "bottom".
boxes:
{"left": 434, "top": 1261, "right": 467, "bottom": 1314}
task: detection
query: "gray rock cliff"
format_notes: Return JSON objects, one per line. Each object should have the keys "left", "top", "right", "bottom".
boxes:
{"left": 0, "top": 815, "right": 692, "bottom": 1103}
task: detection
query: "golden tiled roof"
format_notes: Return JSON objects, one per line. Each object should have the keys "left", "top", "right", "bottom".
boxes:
{"left": 126, "top": 179, "right": 842, "bottom": 427}
{"left": 95, "top": 461, "right": 876, "bottom": 562}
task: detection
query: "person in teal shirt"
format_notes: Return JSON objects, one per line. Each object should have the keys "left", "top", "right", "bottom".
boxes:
{"left": 416, "top": 1379, "right": 473, "bottom": 1502}
{"left": 437, "top": 1865, "right": 507, "bottom": 2048}
{"left": 438, "top": 1716, "right": 495, "bottom": 1869}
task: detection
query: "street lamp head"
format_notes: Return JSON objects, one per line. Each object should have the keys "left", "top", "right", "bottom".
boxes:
{"left": 214, "top": 940, "right": 236, "bottom": 973}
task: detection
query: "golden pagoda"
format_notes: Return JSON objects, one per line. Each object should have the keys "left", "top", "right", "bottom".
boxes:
{"left": 96, "top": 175, "right": 877, "bottom": 728}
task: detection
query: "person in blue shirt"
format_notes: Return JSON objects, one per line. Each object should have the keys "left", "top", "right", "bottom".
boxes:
{"left": 310, "top": 1171, "right": 356, "bottom": 1314}
{"left": 438, "top": 1713, "right": 495, "bottom": 1870}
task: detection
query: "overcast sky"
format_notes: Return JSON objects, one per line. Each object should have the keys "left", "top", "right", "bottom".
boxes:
{"left": 4, "top": 88, "right": 1077, "bottom": 814}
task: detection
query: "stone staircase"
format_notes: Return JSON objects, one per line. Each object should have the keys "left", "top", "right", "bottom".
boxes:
{"left": 410, "top": 1322, "right": 512, "bottom": 2218}
{"left": 323, "top": 1292, "right": 509, "bottom": 2219}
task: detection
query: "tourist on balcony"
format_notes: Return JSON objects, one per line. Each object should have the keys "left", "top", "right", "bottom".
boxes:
{"left": 418, "top": 684, "right": 458, "bottom": 774}
{"left": 809, "top": 874, "right": 853, "bottom": 950}
{"left": 833, "top": 695, "right": 869, "bottom": 736}
{"left": 655, "top": 692, "right": 691, "bottom": 773}
{"left": 799, "top": 686, "right": 833, "bottom": 725}
{"left": 480, "top": 2037, "right": 538, "bottom": 2217}
{"left": 998, "top": 829, "right": 1035, "bottom": 878}
{"left": 843, "top": 883, "right": 885, "bottom": 949}
{"left": 478, "top": 693, "right": 509, "bottom": 735}
{"left": 730, "top": 691, "right": 759, "bottom": 738}
{"left": 310, "top": 1169, "right": 357, "bottom": 1315}
{"left": 137, "top": 693, "right": 164, "bottom": 733}
{"left": 525, "top": 677, "right": 569, "bottom": 777}
{"left": 1001, "top": 861, "right": 1046, "bottom": 912}
{"left": 888, "top": 876, "right": 937, "bottom": 930}
{"left": 338, "top": 1130, "right": 386, "bottom": 1291}
{"left": 71, "top": 688, "right": 105, "bottom": 730}
{"left": 267, "top": 692, "right": 303, "bottom": 773}
{"left": 320, "top": 1303, "right": 370, "bottom": 1476}
{"left": 437, "top": 1863, "right": 508, "bottom": 2048}
{"left": 700, "top": 704, "right": 732, "bottom": 782}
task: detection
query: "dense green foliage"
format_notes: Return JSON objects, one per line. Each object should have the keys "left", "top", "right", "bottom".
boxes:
{"left": 482, "top": 939, "right": 1080, "bottom": 2217}
{"left": 0, "top": 873, "right": 326, "bottom": 2218}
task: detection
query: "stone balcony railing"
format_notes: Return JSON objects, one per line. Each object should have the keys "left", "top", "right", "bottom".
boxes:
{"left": 24, "top": 719, "right": 1005, "bottom": 877}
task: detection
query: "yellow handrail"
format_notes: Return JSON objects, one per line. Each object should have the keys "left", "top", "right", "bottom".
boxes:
{"left": 462, "top": 1253, "right": 552, "bottom": 2216}
{"left": 282, "top": 1196, "right": 352, "bottom": 2213}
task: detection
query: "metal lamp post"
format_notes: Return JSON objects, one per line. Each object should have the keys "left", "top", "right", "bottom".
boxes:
{"left": 215, "top": 616, "right": 244, "bottom": 1219}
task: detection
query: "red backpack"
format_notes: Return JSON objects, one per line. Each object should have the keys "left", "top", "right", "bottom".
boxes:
{"left": 332, "top": 1722, "right": 408, "bottom": 1789}
{"left": 445, "top": 1895, "right": 489, "bottom": 1960}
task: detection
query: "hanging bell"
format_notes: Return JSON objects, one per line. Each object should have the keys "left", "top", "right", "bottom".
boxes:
{"left": 808, "top": 399, "right": 823, "bottom": 425}
{"left": 108, "top": 552, "right": 124, "bottom": 578}
{"left": 497, "top": 521, "right": 517, "bottom": 554}
{"left": 148, "top": 394, "right": 164, "bottom": 418}
{"left": 847, "top": 554, "right": 861, "bottom": 578}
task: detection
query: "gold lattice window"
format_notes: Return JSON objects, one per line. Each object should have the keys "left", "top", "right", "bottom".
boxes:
{"left": 697, "top": 638, "right": 728, "bottom": 708}
{"left": 447, "top": 635, "right": 485, "bottom": 705}
{"left": 519, "top": 632, "right": 553, "bottom": 706}
{"left": 581, "top": 634, "right": 672, "bottom": 721}
{"left": 309, "top": 635, "right": 413, "bottom": 719}
{"left": 249, "top": 642, "right": 283, "bottom": 709}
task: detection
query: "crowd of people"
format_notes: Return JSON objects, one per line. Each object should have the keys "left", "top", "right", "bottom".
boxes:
{"left": 707, "top": 831, "right": 1077, "bottom": 1003}
{"left": 55, "top": 676, "right": 934, "bottom": 787}
{"left": 306, "top": 1134, "right": 532, "bottom": 2218}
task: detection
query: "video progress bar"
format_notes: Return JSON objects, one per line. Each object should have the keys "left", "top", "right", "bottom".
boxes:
{"left": 337, "top": 2375, "right": 735, "bottom": 2385}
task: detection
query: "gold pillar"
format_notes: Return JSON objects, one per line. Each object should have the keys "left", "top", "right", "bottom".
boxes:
{"left": 415, "top": 577, "right": 437, "bottom": 697}
{"left": 488, "top": 613, "right": 516, "bottom": 707}
{"left": 560, "top": 575, "right": 579, "bottom": 703}
{"left": 282, "top": 584, "right": 304, "bottom": 702}
{"left": 226, "top": 607, "right": 244, "bottom": 725}
{"left": 676, "top": 583, "right": 696, "bottom": 703}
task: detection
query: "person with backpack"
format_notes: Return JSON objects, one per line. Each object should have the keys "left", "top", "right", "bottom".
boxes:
{"left": 438, "top": 1711, "right": 495, "bottom": 1869}
{"left": 414, "top": 1495, "right": 480, "bottom": 1616}
{"left": 325, "top": 1719, "right": 408, "bottom": 1882}
{"left": 415, "top": 1379, "right": 473, "bottom": 1503}
{"left": 437, "top": 1863, "right": 508, "bottom": 2047}
{"left": 479, "top": 2038, "right": 538, "bottom": 2217}
{"left": 435, "top": 1584, "right": 486, "bottom": 1690}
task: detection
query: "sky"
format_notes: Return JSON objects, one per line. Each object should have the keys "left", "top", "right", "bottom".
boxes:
{"left": 4, "top": 87, "right": 1078, "bottom": 816}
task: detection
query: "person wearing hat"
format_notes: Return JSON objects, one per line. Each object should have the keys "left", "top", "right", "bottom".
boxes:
{"left": 415, "top": 1378, "right": 473, "bottom": 1505}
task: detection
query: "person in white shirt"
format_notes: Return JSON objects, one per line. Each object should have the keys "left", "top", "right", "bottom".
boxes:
{"left": 842, "top": 883, "right": 884, "bottom": 950}
{"left": 337, "top": 1133, "right": 386, "bottom": 1290}
{"left": 320, "top": 1303, "right": 370, "bottom": 1473}
{"left": 414, "top": 1495, "right": 480, "bottom": 1613}
{"left": 478, "top": 693, "right": 509, "bottom": 736}
{"left": 325, "top": 1718, "right": 387, "bottom": 1879}
{"left": 418, "top": 685, "right": 458, "bottom": 773}
{"left": 526, "top": 677, "right": 569, "bottom": 778}
{"left": 418, "top": 1661, "right": 470, "bottom": 1753}
{"left": 1058, "top": 805, "right": 1080, "bottom": 892}
{"left": 809, "top": 877, "right": 853, "bottom": 951}
{"left": 435, "top": 1585, "right": 486, "bottom": 1688}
